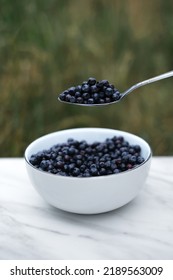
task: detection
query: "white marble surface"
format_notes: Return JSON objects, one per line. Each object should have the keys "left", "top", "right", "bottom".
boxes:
{"left": 0, "top": 157, "right": 173, "bottom": 260}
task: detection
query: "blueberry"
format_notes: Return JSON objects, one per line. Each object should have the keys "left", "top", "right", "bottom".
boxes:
{"left": 100, "top": 168, "right": 107, "bottom": 175}
{"left": 98, "top": 80, "right": 109, "bottom": 87}
{"left": 93, "top": 93, "right": 99, "bottom": 101}
{"left": 79, "top": 143, "right": 87, "bottom": 150}
{"left": 90, "top": 85, "right": 98, "bottom": 93}
{"left": 110, "top": 163, "right": 117, "bottom": 170}
{"left": 83, "top": 92, "right": 90, "bottom": 99}
{"left": 80, "top": 164, "right": 86, "bottom": 172}
{"left": 75, "top": 91, "right": 81, "bottom": 98}
{"left": 113, "top": 169, "right": 120, "bottom": 174}
{"left": 63, "top": 164, "right": 69, "bottom": 171}
{"left": 96, "top": 144, "right": 105, "bottom": 152}
{"left": 72, "top": 167, "right": 80, "bottom": 176}
{"left": 90, "top": 167, "right": 98, "bottom": 176}
{"left": 127, "top": 163, "right": 133, "bottom": 169}
{"left": 91, "top": 141, "right": 99, "bottom": 148}
{"left": 57, "top": 161, "right": 64, "bottom": 168}
{"left": 122, "top": 154, "right": 129, "bottom": 163}
{"left": 68, "top": 87, "right": 76, "bottom": 95}
{"left": 67, "top": 138, "right": 75, "bottom": 144}
{"left": 90, "top": 164, "right": 97, "bottom": 169}
{"left": 68, "top": 147, "right": 76, "bottom": 155}
{"left": 137, "top": 156, "right": 144, "bottom": 164}
{"left": 98, "top": 98, "right": 104, "bottom": 104}
{"left": 76, "top": 160, "right": 82, "bottom": 166}
{"left": 40, "top": 160, "right": 49, "bottom": 170}
{"left": 88, "top": 98, "right": 94, "bottom": 104}
{"left": 69, "top": 163, "right": 75, "bottom": 171}
{"left": 129, "top": 155, "right": 137, "bottom": 164}
{"left": 88, "top": 77, "right": 96, "bottom": 85}
{"left": 75, "top": 154, "right": 82, "bottom": 160}
{"left": 105, "top": 87, "right": 113, "bottom": 96}
{"left": 105, "top": 97, "right": 111, "bottom": 103}
{"left": 129, "top": 148, "right": 135, "bottom": 155}
{"left": 76, "top": 97, "right": 83, "bottom": 103}
{"left": 112, "top": 92, "right": 120, "bottom": 101}
{"left": 59, "top": 92, "right": 66, "bottom": 101}
{"left": 83, "top": 172, "right": 91, "bottom": 177}
{"left": 99, "top": 92, "right": 105, "bottom": 98}
{"left": 134, "top": 145, "right": 141, "bottom": 153}
{"left": 30, "top": 134, "right": 144, "bottom": 177}
{"left": 105, "top": 161, "right": 111, "bottom": 169}
{"left": 75, "top": 85, "right": 82, "bottom": 92}
{"left": 64, "top": 154, "right": 71, "bottom": 162}
{"left": 82, "top": 81, "right": 88, "bottom": 86}
{"left": 99, "top": 161, "right": 104, "bottom": 168}
{"left": 65, "top": 94, "right": 72, "bottom": 102}
{"left": 58, "top": 171, "right": 67, "bottom": 176}
{"left": 81, "top": 84, "right": 90, "bottom": 92}
{"left": 120, "top": 163, "right": 126, "bottom": 171}
{"left": 109, "top": 84, "right": 115, "bottom": 89}
{"left": 69, "top": 96, "right": 76, "bottom": 103}
{"left": 29, "top": 155, "right": 39, "bottom": 165}
{"left": 85, "top": 147, "right": 92, "bottom": 154}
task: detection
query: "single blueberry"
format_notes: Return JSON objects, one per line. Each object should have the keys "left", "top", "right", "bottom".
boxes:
{"left": 105, "top": 87, "right": 113, "bottom": 96}
{"left": 105, "top": 161, "right": 111, "bottom": 168}
{"left": 88, "top": 77, "right": 96, "bottom": 85}
{"left": 65, "top": 94, "right": 72, "bottom": 102}
{"left": 110, "top": 163, "right": 117, "bottom": 170}
{"left": 88, "top": 98, "right": 94, "bottom": 104}
{"left": 105, "top": 97, "right": 111, "bottom": 103}
{"left": 134, "top": 145, "right": 141, "bottom": 152}
{"left": 75, "top": 85, "right": 82, "bottom": 92}
{"left": 99, "top": 92, "right": 105, "bottom": 98}
{"left": 98, "top": 80, "right": 109, "bottom": 87}
{"left": 100, "top": 168, "right": 107, "bottom": 175}
{"left": 72, "top": 167, "right": 80, "bottom": 176}
{"left": 93, "top": 93, "right": 99, "bottom": 101}
{"left": 129, "top": 155, "right": 137, "bottom": 163}
{"left": 137, "top": 156, "right": 144, "bottom": 164}
{"left": 75, "top": 91, "right": 81, "bottom": 98}
{"left": 99, "top": 98, "right": 105, "bottom": 104}
{"left": 83, "top": 92, "right": 90, "bottom": 99}
{"left": 68, "top": 87, "right": 76, "bottom": 95}
{"left": 81, "top": 84, "right": 90, "bottom": 92}
{"left": 76, "top": 97, "right": 83, "bottom": 103}
{"left": 80, "top": 164, "right": 86, "bottom": 172}
{"left": 90, "top": 167, "right": 98, "bottom": 176}
{"left": 59, "top": 92, "right": 66, "bottom": 101}
{"left": 68, "top": 147, "right": 76, "bottom": 155}
{"left": 90, "top": 85, "right": 98, "bottom": 93}
{"left": 69, "top": 96, "right": 76, "bottom": 103}
{"left": 69, "top": 163, "right": 76, "bottom": 171}
{"left": 40, "top": 160, "right": 49, "bottom": 170}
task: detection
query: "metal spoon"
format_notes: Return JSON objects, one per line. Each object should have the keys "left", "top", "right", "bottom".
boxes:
{"left": 58, "top": 70, "right": 173, "bottom": 106}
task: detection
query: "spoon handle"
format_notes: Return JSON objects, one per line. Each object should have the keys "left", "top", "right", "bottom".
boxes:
{"left": 123, "top": 70, "right": 173, "bottom": 97}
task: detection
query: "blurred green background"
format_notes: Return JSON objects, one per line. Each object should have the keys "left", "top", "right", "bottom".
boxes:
{"left": 0, "top": 0, "right": 173, "bottom": 156}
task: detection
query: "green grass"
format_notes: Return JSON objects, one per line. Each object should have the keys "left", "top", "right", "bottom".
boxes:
{"left": 0, "top": 0, "right": 173, "bottom": 156}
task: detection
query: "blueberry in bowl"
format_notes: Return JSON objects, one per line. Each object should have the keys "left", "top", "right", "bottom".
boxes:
{"left": 25, "top": 128, "right": 152, "bottom": 214}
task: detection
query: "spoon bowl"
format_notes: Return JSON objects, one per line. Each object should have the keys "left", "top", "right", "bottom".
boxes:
{"left": 58, "top": 70, "right": 173, "bottom": 106}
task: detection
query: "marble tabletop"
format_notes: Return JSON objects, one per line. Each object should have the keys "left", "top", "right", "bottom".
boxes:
{"left": 0, "top": 157, "right": 173, "bottom": 260}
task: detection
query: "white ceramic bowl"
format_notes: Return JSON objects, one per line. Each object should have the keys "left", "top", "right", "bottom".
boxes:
{"left": 25, "top": 128, "right": 152, "bottom": 214}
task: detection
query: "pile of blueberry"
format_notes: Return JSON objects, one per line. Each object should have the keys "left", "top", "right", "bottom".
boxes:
{"left": 29, "top": 136, "right": 144, "bottom": 177}
{"left": 58, "top": 77, "right": 121, "bottom": 105}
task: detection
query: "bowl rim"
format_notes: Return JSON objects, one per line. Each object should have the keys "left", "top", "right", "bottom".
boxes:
{"left": 24, "top": 127, "right": 152, "bottom": 180}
